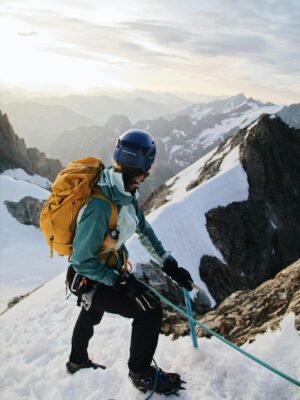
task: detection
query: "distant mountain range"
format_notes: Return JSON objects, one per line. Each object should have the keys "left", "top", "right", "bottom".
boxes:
{"left": 1, "top": 91, "right": 299, "bottom": 201}
{"left": 46, "top": 93, "right": 287, "bottom": 200}
{"left": 1, "top": 102, "right": 94, "bottom": 150}
{"left": 36, "top": 94, "right": 190, "bottom": 125}
{"left": 277, "top": 103, "right": 300, "bottom": 129}
{"left": 0, "top": 93, "right": 190, "bottom": 150}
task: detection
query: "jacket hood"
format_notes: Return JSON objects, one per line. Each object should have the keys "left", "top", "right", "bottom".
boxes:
{"left": 99, "top": 167, "right": 139, "bottom": 206}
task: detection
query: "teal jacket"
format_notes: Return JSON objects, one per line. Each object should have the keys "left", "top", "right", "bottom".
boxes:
{"left": 71, "top": 167, "right": 169, "bottom": 286}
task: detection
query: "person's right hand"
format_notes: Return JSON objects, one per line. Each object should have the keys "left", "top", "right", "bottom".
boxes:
{"left": 162, "top": 255, "right": 193, "bottom": 291}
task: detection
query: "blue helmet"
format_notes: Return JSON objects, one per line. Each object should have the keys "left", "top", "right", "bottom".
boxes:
{"left": 113, "top": 129, "right": 156, "bottom": 172}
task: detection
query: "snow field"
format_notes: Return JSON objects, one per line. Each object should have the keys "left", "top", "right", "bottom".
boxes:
{"left": 0, "top": 272, "right": 299, "bottom": 400}
{"left": 1, "top": 117, "right": 299, "bottom": 399}
{"left": 127, "top": 146, "right": 249, "bottom": 307}
{"left": 0, "top": 174, "right": 66, "bottom": 312}
{"left": 1, "top": 140, "right": 249, "bottom": 312}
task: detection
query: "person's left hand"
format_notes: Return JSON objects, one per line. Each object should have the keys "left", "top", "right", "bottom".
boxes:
{"left": 162, "top": 255, "right": 194, "bottom": 291}
{"left": 115, "top": 272, "right": 158, "bottom": 312}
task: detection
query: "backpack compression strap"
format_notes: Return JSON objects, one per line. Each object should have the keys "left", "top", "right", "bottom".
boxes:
{"left": 91, "top": 187, "right": 118, "bottom": 230}
{"left": 91, "top": 187, "right": 128, "bottom": 271}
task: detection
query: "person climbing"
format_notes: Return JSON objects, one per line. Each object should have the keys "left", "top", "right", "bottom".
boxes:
{"left": 65, "top": 129, "right": 194, "bottom": 395}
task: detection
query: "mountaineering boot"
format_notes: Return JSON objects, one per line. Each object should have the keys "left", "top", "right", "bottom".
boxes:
{"left": 129, "top": 366, "right": 185, "bottom": 395}
{"left": 66, "top": 359, "right": 106, "bottom": 374}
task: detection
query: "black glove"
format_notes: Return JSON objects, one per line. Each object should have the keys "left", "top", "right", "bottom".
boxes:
{"left": 114, "top": 272, "right": 158, "bottom": 312}
{"left": 162, "top": 255, "right": 193, "bottom": 291}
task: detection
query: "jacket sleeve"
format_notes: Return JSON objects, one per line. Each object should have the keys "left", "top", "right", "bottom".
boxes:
{"left": 71, "top": 197, "right": 119, "bottom": 286}
{"left": 135, "top": 203, "right": 169, "bottom": 264}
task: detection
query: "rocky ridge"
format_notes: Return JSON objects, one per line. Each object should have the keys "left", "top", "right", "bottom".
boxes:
{"left": 201, "top": 115, "right": 300, "bottom": 302}
{"left": 162, "top": 259, "right": 299, "bottom": 345}
{"left": 1, "top": 102, "right": 94, "bottom": 150}
{"left": 0, "top": 111, "right": 62, "bottom": 181}
{"left": 196, "top": 259, "right": 300, "bottom": 345}
{"left": 143, "top": 114, "right": 300, "bottom": 304}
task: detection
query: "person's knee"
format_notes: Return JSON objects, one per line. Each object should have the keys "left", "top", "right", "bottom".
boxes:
{"left": 82, "top": 307, "right": 103, "bottom": 325}
{"left": 150, "top": 301, "right": 163, "bottom": 324}
{"left": 133, "top": 300, "right": 163, "bottom": 325}
{"left": 157, "top": 301, "right": 163, "bottom": 319}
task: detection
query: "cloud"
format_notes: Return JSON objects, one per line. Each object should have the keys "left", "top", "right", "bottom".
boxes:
{"left": 191, "top": 33, "right": 269, "bottom": 56}
{"left": 10, "top": 11, "right": 187, "bottom": 68}
{"left": 1, "top": 0, "right": 299, "bottom": 101}
{"left": 17, "top": 31, "right": 38, "bottom": 37}
{"left": 7, "top": 3, "right": 300, "bottom": 75}
{"left": 122, "top": 20, "right": 190, "bottom": 44}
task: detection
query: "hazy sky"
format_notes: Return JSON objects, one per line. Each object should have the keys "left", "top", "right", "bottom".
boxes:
{"left": 1, "top": 0, "right": 299, "bottom": 103}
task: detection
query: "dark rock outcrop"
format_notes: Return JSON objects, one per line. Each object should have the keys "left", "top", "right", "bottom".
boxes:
{"left": 4, "top": 197, "right": 44, "bottom": 227}
{"left": 142, "top": 115, "right": 300, "bottom": 305}
{"left": 0, "top": 111, "right": 62, "bottom": 181}
{"left": 141, "top": 183, "right": 173, "bottom": 214}
{"left": 200, "top": 115, "right": 300, "bottom": 302}
{"left": 196, "top": 259, "right": 300, "bottom": 345}
{"left": 161, "top": 259, "right": 299, "bottom": 344}
{"left": 0, "top": 285, "right": 43, "bottom": 315}
{"left": 200, "top": 255, "right": 257, "bottom": 303}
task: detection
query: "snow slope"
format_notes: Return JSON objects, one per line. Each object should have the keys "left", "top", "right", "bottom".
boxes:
{"left": 127, "top": 144, "right": 249, "bottom": 306}
{"left": 198, "top": 104, "right": 281, "bottom": 148}
{"left": 0, "top": 170, "right": 66, "bottom": 312}
{"left": 2, "top": 169, "right": 52, "bottom": 189}
{"left": 0, "top": 123, "right": 299, "bottom": 399}
{"left": 0, "top": 272, "right": 299, "bottom": 400}
{"left": 0, "top": 135, "right": 247, "bottom": 312}
{"left": 0, "top": 140, "right": 248, "bottom": 311}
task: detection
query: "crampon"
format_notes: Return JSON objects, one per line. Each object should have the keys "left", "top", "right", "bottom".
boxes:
{"left": 129, "top": 366, "right": 186, "bottom": 396}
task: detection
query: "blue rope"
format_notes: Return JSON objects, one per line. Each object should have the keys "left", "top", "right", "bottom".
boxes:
{"left": 144, "top": 359, "right": 159, "bottom": 400}
{"left": 139, "top": 279, "right": 300, "bottom": 388}
{"left": 183, "top": 288, "right": 198, "bottom": 348}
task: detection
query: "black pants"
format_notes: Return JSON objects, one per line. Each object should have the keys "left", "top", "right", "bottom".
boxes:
{"left": 69, "top": 283, "right": 163, "bottom": 373}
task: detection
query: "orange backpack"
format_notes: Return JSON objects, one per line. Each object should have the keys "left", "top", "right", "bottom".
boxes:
{"left": 40, "top": 157, "right": 118, "bottom": 258}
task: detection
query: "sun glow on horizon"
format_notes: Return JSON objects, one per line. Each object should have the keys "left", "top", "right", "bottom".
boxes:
{"left": 0, "top": 17, "right": 131, "bottom": 91}
{"left": 0, "top": 1, "right": 299, "bottom": 104}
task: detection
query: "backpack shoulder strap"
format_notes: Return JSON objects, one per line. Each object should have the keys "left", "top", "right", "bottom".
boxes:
{"left": 91, "top": 187, "right": 118, "bottom": 229}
